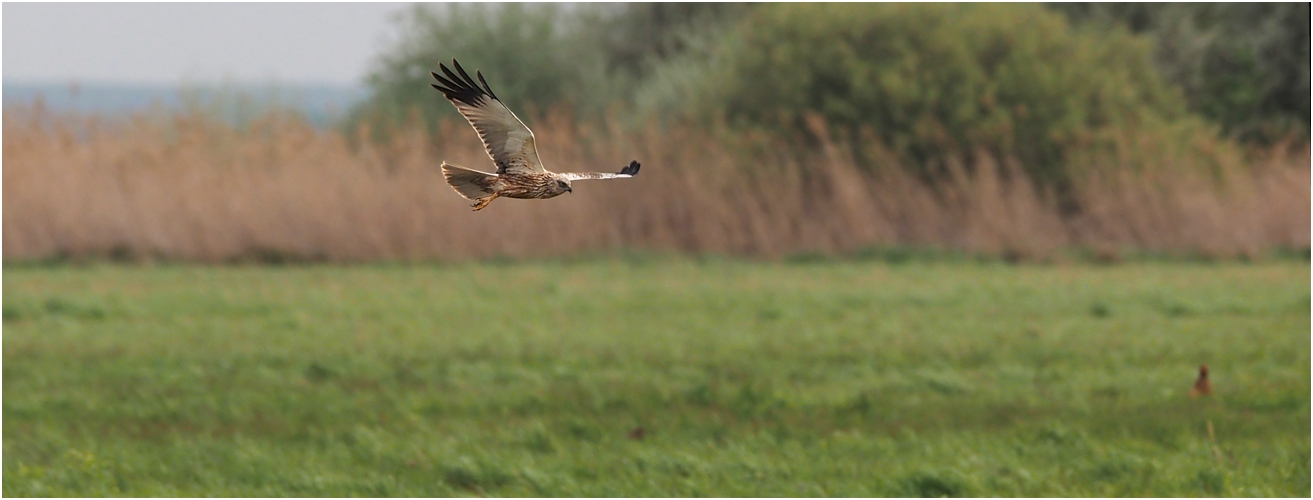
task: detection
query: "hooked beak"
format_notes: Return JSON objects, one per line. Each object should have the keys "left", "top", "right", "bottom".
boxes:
{"left": 566, "top": 186, "right": 573, "bottom": 193}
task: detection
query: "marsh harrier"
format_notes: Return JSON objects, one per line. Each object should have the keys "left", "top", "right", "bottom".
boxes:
{"left": 430, "top": 59, "right": 641, "bottom": 211}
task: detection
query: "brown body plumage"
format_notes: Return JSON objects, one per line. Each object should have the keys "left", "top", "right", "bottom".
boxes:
{"left": 429, "top": 59, "right": 640, "bottom": 211}
{"left": 493, "top": 173, "right": 569, "bottom": 200}
{"left": 441, "top": 169, "right": 572, "bottom": 210}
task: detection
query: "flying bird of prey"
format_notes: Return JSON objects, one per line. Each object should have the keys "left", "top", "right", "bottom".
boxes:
{"left": 429, "top": 59, "right": 641, "bottom": 211}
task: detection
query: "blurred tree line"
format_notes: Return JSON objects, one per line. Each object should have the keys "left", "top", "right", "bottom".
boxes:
{"left": 1052, "top": 2, "right": 1310, "bottom": 143}
{"left": 350, "top": 3, "right": 747, "bottom": 131}
{"left": 349, "top": 3, "right": 1308, "bottom": 190}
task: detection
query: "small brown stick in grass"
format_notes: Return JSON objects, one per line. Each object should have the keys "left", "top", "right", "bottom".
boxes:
{"left": 1207, "top": 420, "right": 1225, "bottom": 464}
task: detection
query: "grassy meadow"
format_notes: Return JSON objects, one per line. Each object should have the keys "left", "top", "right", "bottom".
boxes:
{"left": 4, "top": 257, "right": 1308, "bottom": 496}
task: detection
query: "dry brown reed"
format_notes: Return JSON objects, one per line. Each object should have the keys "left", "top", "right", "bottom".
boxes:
{"left": 3, "top": 104, "right": 1308, "bottom": 263}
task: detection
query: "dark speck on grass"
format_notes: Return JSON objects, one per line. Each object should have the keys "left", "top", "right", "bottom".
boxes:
{"left": 900, "top": 470, "right": 969, "bottom": 497}
{"left": 1154, "top": 300, "right": 1196, "bottom": 317}
{"left": 627, "top": 426, "right": 646, "bottom": 440}
{"left": 42, "top": 297, "right": 107, "bottom": 320}
{"left": 917, "top": 371, "right": 970, "bottom": 395}
{"left": 304, "top": 362, "right": 336, "bottom": 382}
{"left": 521, "top": 427, "right": 557, "bottom": 454}
{"left": 757, "top": 307, "right": 782, "bottom": 321}
{"left": 1091, "top": 385, "right": 1123, "bottom": 400}
{"left": 1193, "top": 468, "right": 1226, "bottom": 495}
{"left": 565, "top": 419, "right": 601, "bottom": 442}
{"left": 441, "top": 458, "right": 512, "bottom": 491}
{"left": 2, "top": 303, "right": 26, "bottom": 321}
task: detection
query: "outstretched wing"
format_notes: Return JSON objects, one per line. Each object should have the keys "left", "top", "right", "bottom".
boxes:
{"left": 559, "top": 161, "right": 642, "bottom": 182}
{"left": 430, "top": 60, "right": 545, "bottom": 175}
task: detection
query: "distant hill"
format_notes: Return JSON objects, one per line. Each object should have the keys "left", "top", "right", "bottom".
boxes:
{"left": 3, "top": 82, "right": 369, "bottom": 127}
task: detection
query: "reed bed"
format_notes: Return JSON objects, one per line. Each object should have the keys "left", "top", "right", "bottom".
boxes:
{"left": 4, "top": 105, "right": 1308, "bottom": 263}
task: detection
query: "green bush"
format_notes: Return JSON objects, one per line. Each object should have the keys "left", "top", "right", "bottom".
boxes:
{"left": 349, "top": 3, "right": 747, "bottom": 135}
{"left": 348, "top": 4, "right": 612, "bottom": 133}
{"left": 698, "top": 3, "right": 1203, "bottom": 187}
{"left": 576, "top": 3, "right": 750, "bottom": 83}
{"left": 1053, "top": 3, "right": 1311, "bottom": 143}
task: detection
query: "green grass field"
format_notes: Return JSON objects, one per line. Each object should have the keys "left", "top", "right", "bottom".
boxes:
{"left": 4, "top": 258, "right": 1309, "bottom": 496}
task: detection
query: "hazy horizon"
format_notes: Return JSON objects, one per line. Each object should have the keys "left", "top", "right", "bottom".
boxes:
{"left": 3, "top": 81, "right": 370, "bottom": 125}
{"left": 3, "top": 3, "right": 411, "bottom": 86}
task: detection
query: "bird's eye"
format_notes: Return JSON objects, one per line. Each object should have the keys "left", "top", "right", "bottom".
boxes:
{"left": 558, "top": 181, "right": 567, "bottom": 188}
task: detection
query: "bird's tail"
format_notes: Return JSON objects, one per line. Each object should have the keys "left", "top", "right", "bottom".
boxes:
{"left": 440, "top": 162, "right": 497, "bottom": 200}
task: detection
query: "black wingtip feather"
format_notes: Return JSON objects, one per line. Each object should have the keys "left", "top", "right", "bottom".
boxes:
{"left": 430, "top": 58, "right": 498, "bottom": 107}
{"left": 431, "top": 72, "right": 460, "bottom": 92}
{"left": 619, "top": 160, "right": 641, "bottom": 176}
{"left": 439, "top": 64, "right": 465, "bottom": 91}
{"left": 476, "top": 71, "right": 499, "bottom": 100}
{"left": 453, "top": 60, "right": 476, "bottom": 85}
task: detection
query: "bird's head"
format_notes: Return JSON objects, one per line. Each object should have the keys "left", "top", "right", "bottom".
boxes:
{"left": 553, "top": 177, "right": 573, "bottom": 194}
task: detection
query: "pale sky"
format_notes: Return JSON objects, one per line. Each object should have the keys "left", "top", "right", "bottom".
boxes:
{"left": 3, "top": 2, "right": 414, "bottom": 86}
